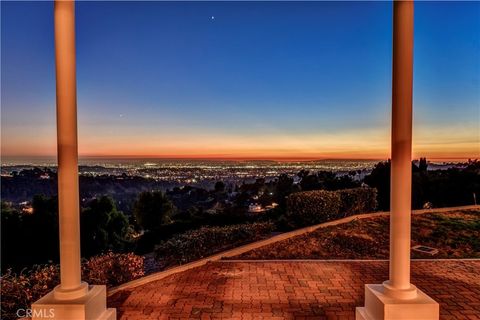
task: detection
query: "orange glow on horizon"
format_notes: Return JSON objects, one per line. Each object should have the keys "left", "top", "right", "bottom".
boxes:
{"left": 2, "top": 142, "right": 478, "bottom": 162}
{"left": 2, "top": 124, "right": 478, "bottom": 162}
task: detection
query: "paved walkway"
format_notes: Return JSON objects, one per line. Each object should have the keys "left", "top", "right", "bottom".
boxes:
{"left": 108, "top": 260, "right": 480, "bottom": 320}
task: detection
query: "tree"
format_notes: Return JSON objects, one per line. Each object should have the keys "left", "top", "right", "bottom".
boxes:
{"left": 133, "top": 191, "right": 176, "bottom": 231}
{"left": 362, "top": 159, "right": 467, "bottom": 210}
{"left": 297, "top": 170, "right": 310, "bottom": 180}
{"left": 317, "top": 171, "right": 338, "bottom": 190}
{"left": 81, "top": 196, "right": 130, "bottom": 256}
{"left": 364, "top": 161, "right": 391, "bottom": 211}
{"left": 1, "top": 202, "right": 22, "bottom": 270}
{"left": 300, "top": 174, "right": 320, "bottom": 191}
{"left": 419, "top": 157, "right": 428, "bottom": 172}
{"left": 214, "top": 181, "right": 225, "bottom": 193}
{"left": 275, "top": 174, "right": 296, "bottom": 207}
{"left": 20, "top": 195, "right": 60, "bottom": 267}
{"left": 330, "top": 174, "right": 360, "bottom": 190}
{"left": 1, "top": 196, "right": 61, "bottom": 270}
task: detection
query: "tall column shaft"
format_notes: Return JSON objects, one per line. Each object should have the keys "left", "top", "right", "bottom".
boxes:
{"left": 54, "top": 0, "right": 82, "bottom": 291}
{"left": 357, "top": 2, "right": 439, "bottom": 317}
{"left": 32, "top": 1, "right": 115, "bottom": 317}
{"left": 389, "top": 0, "right": 414, "bottom": 291}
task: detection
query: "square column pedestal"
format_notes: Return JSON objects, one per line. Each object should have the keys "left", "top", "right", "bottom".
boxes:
{"left": 32, "top": 285, "right": 116, "bottom": 320}
{"left": 356, "top": 284, "right": 439, "bottom": 320}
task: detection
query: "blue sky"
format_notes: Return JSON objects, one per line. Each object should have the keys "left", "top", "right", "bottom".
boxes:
{"left": 1, "top": 1, "right": 479, "bottom": 159}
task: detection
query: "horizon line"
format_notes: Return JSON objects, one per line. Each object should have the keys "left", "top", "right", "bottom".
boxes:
{"left": 2, "top": 154, "right": 478, "bottom": 163}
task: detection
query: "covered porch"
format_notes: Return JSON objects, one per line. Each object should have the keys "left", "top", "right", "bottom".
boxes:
{"left": 32, "top": 0, "right": 443, "bottom": 319}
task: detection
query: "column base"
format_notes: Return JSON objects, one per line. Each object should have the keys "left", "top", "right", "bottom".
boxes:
{"left": 53, "top": 282, "right": 89, "bottom": 300}
{"left": 32, "top": 285, "right": 116, "bottom": 320}
{"left": 355, "top": 284, "right": 439, "bottom": 320}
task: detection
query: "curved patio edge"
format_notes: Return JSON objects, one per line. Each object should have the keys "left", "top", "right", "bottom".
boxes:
{"left": 108, "top": 204, "right": 479, "bottom": 296}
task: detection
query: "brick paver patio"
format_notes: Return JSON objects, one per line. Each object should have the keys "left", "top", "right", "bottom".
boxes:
{"left": 109, "top": 260, "right": 480, "bottom": 320}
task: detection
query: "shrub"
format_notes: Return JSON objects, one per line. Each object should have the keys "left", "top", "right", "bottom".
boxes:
{"left": 82, "top": 251, "right": 144, "bottom": 287}
{"left": 0, "top": 252, "right": 144, "bottom": 320}
{"left": 286, "top": 190, "right": 341, "bottom": 227}
{"left": 155, "top": 222, "right": 274, "bottom": 266}
{"left": 337, "top": 187, "right": 377, "bottom": 216}
{"left": 135, "top": 212, "right": 257, "bottom": 255}
{"left": 286, "top": 187, "right": 377, "bottom": 227}
{"left": 0, "top": 265, "right": 60, "bottom": 320}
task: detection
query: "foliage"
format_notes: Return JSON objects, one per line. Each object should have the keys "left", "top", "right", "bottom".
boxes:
{"left": 82, "top": 251, "right": 144, "bottom": 286}
{"left": 0, "top": 264, "right": 60, "bottom": 320}
{"left": 299, "top": 170, "right": 360, "bottom": 191}
{"left": 286, "top": 187, "right": 377, "bottom": 227}
{"left": 81, "top": 196, "right": 130, "bottom": 256}
{"left": 134, "top": 219, "right": 206, "bottom": 255}
{"left": 135, "top": 206, "right": 258, "bottom": 254}
{"left": 1, "top": 196, "right": 131, "bottom": 272}
{"left": 1, "top": 196, "right": 60, "bottom": 271}
{"left": 1, "top": 169, "right": 174, "bottom": 213}
{"left": 214, "top": 181, "right": 225, "bottom": 193}
{"left": 1, "top": 202, "right": 23, "bottom": 270}
{"left": 155, "top": 222, "right": 274, "bottom": 267}
{"left": 275, "top": 174, "right": 298, "bottom": 207}
{"left": 337, "top": 188, "right": 377, "bottom": 216}
{"left": 0, "top": 252, "right": 144, "bottom": 320}
{"left": 286, "top": 190, "right": 341, "bottom": 227}
{"left": 418, "top": 157, "right": 428, "bottom": 172}
{"left": 364, "top": 159, "right": 480, "bottom": 210}
{"left": 134, "top": 191, "right": 176, "bottom": 231}
{"left": 363, "top": 161, "right": 391, "bottom": 211}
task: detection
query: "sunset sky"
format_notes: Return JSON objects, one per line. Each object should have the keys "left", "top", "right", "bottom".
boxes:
{"left": 1, "top": 1, "right": 479, "bottom": 160}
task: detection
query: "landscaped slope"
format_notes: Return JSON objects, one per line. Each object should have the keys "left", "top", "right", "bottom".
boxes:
{"left": 231, "top": 209, "right": 480, "bottom": 260}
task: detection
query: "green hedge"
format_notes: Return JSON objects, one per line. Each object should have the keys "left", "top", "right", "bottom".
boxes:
{"left": 286, "top": 190, "right": 341, "bottom": 227}
{"left": 286, "top": 187, "right": 377, "bottom": 227}
{"left": 155, "top": 222, "right": 274, "bottom": 266}
{"left": 337, "top": 188, "right": 378, "bottom": 216}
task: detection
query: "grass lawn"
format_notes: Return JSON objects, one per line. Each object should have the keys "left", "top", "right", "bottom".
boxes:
{"left": 231, "top": 209, "right": 480, "bottom": 260}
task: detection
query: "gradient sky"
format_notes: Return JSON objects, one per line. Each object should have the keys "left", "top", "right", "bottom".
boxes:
{"left": 1, "top": 1, "right": 479, "bottom": 160}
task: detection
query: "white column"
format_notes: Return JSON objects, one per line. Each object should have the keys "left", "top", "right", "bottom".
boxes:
{"left": 53, "top": 0, "right": 87, "bottom": 298}
{"left": 32, "top": 1, "right": 115, "bottom": 318}
{"left": 356, "top": 2, "right": 439, "bottom": 319}
{"left": 382, "top": 0, "right": 416, "bottom": 298}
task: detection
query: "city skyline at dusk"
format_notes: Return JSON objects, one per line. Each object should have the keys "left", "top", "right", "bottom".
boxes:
{"left": 2, "top": 1, "right": 479, "bottom": 161}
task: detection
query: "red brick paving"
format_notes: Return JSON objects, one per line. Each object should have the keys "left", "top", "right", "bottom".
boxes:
{"left": 108, "top": 260, "right": 480, "bottom": 320}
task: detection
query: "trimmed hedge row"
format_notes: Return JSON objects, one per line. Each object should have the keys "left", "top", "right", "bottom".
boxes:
{"left": 286, "top": 190, "right": 341, "bottom": 227}
{"left": 337, "top": 188, "right": 378, "bottom": 216}
{"left": 286, "top": 187, "right": 377, "bottom": 227}
{"left": 155, "top": 222, "right": 274, "bottom": 266}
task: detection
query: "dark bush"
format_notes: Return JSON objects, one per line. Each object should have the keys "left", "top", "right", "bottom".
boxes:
{"left": 1, "top": 252, "right": 144, "bottom": 320}
{"left": 134, "top": 210, "right": 258, "bottom": 255}
{"left": 134, "top": 220, "right": 205, "bottom": 255}
{"left": 286, "top": 190, "right": 341, "bottom": 227}
{"left": 155, "top": 222, "right": 274, "bottom": 266}
{"left": 82, "top": 251, "right": 144, "bottom": 287}
{"left": 1, "top": 265, "right": 59, "bottom": 320}
{"left": 337, "top": 187, "right": 377, "bottom": 216}
{"left": 286, "top": 187, "right": 377, "bottom": 227}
